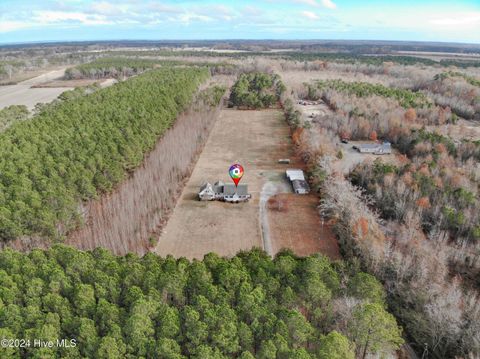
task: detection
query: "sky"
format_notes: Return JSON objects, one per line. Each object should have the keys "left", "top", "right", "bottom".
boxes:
{"left": 0, "top": 0, "right": 479, "bottom": 44}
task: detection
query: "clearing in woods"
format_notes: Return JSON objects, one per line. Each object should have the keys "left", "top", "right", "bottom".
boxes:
{"left": 155, "top": 108, "right": 340, "bottom": 260}
{"left": 0, "top": 68, "right": 73, "bottom": 110}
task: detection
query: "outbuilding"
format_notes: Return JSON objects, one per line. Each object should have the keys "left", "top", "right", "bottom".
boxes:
{"left": 198, "top": 183, "right": 216, "bottom": 201}
{"left": 286, "top": 169, "right": 310, "bottom": 194}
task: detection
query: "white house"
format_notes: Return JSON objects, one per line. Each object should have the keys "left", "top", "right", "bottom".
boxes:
{"left": 198, "top": 181, "right": 251, "bottom": 202}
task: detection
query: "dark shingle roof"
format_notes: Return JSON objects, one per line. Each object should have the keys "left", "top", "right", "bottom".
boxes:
{"left": 223, "top": 184, "right": 249, "bottom": 196}
{"left": 292, "top": 179, "right": 310, "bottom": 192}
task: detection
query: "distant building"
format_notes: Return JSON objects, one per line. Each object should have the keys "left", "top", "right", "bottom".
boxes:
{"left": 199, "top": 181, "right": 251, "bottom": 202}
{"left": 286, "top": 169, "right": 310, "bottom": 194}
{"left": 357, "top": 141, "right": 391, "bottom": 155}
{"left": 297, "top": 100, "right": 320, "bottom": 106}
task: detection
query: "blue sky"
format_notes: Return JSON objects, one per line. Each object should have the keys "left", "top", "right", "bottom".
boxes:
{"left": 1, "top": 0, "right": 479, "bottom": 44}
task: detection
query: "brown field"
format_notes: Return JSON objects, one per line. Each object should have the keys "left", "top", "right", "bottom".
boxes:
{"left": 267, "top": 193, "right": 340, "bottom": 259}
{"left": 0, "top": 66, "right": 68, "bottom": 85}
{"left": 32, "top": 78, "right": 119, "bottom": 89}
{"left": 155, "top": 108, "right": 339, "bottom": 260}
{"left": 0, "top": 68, "right": 72, "bottom": 110}
{"left": 32, "top": 78, "right": 101, "bottom": 88}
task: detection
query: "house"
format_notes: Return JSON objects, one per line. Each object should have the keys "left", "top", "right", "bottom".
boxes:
{"left": 357, "top": 141, "right": 391, "bottom": 155}
{"left": 198, "top": 181, "right": 251, "bottom": 202}
{"left": 286, "top": 169, "right": 310, "bottom": 194}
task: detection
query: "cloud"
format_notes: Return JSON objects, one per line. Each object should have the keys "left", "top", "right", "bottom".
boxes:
{"left": 301, "top": 11, "right": 319, "bottom": 20}
{"left": 177, "top": 12, "right": 213, "bottom": 25}
{"left": 242, "top": 5, "right": 263, "bottom": 17}
{"left": 0, "top": 1, "right": 478, "bottom": 43}
{"left": 321, "top": 0, "right": 336, "bottom": 10}
{"left": 147, "top": 3, "right": 182, "bottom": 14}
{"left": 89, "top": 2, "right": 123, "bottom": 16}
{"left": 429, "top": 13, "right": 480, "bottom": 26}
{"left": 195, "top": 4, "right": 235, "bottom": 21}
{"left": 293, "top": 0, "right": 336, "bottom": 9}
{"left": 294, "top": 0, "right": 318, "bottom": 6}
{"left": 34, "top": 11, "right": 113, "bottom": 25}
{"left": 0, "top": 20, "right": 32, "bottom": 33}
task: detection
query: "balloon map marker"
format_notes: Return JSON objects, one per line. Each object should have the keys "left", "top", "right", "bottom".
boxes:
{"left": 229, "top": 164, "right": 244, "bottom": 187}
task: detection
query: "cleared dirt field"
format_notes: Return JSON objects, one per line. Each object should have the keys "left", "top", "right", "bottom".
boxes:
{"left": 32, "top": 78, "right": 119, "bottom": 89}
{"left": 32, "top": 79, "right": 100, "bottom": 88}
{"left": 0, "top": 68, "right": 72, "bottom": 110}
{"left": 268, "top": 193, "right": 340, "bottom": 259}
{"left": 155, "top": 108, "right": 339, "bottom": 260}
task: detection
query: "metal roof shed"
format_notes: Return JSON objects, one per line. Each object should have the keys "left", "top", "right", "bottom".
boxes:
{"left": 286, "top": 169, "right": 305, "bottom": 181}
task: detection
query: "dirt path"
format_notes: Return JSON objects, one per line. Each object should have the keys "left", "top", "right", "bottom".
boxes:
{"left": 19, "top": 68, "right": 69, "bottom": 85}
{"left": 0, "top": 67, "right": 72, "bottom": 110}
{"left": 259, "top": 180, "right": 292, "bottom": 256}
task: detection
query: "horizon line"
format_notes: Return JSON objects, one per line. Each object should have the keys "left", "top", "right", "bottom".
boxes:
{"left": 1, "top": 38, "right": 480, "bottom": 48}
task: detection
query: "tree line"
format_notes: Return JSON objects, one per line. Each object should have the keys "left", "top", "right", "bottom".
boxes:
{"left": 314, "top": 79, "right": 432, "bottom": 108}
{"left": 64, "top": 57, "right": 158, "bottom": 80}
{"left": 67, "top": 84, "right": 226, "bottom": 255}
{"left": 0, "top": 67, "right": 209, "bottom": 242}
{"left": 229, "top": 73, "right": 286, "bottom": 109}
{"left": 350, "top": 155, "right": 480, "bottom": 246}
{"left": 77, "top": 49, "right": 480, "bottom": 69}
{"left": 282, "top": 71, "right": 480, "bottom": 357}
{"left": 0, "top": 245, "right": 403, "bottom": 358}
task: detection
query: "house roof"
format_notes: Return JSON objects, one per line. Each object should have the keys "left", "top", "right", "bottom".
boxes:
{"left": 359, "top": 143, "right": 381, "bottom": 149}
{"left": 223, "top": 184, "right": 249, "bottom": 196}
{"left": 359, "top": 142, "right": 391, "bottom": 149}
{"left": 199, "top": 182, "right": 212, "bottom": 192}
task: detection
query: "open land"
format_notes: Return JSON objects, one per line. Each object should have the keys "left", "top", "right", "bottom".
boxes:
{"left": 155, "top": 108, "right": 339, "bottom": 260}
{"left": 0, "top": 67, "right": 72, "bottom": 110}
{"left": 267, "top": 193, "right": 340, "bottom": 258}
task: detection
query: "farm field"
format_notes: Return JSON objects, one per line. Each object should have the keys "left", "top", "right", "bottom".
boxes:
{"left": 0, "top": 67, "right": 72, "bottom": 110}
{"left": 267, "top": 193, "right": 340, "bottom": 259}
{"left": 155, "top": 108, "right": 339, "bottom": 259}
